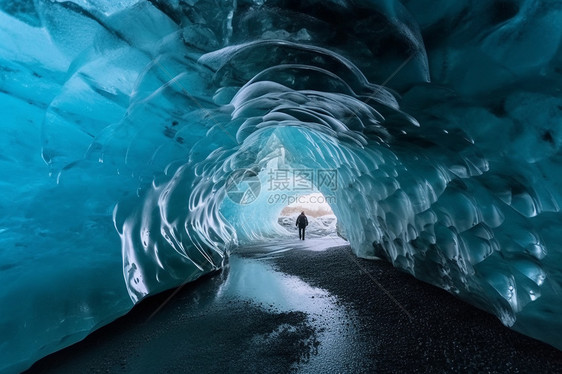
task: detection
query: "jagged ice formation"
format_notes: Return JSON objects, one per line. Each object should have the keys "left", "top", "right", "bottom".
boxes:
{"left": 1, "top": 0, "right": 562, "bottom": 372}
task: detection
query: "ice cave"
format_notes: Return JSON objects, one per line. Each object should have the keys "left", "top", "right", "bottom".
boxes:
{"left": 1, "top": 0, "right": 562, "bottom": 372}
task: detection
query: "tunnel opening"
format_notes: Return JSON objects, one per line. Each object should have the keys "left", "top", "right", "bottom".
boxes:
{"left": 277, "top": 192, "right": 339, "bottom": 240}
{"left": 218, "top": 149, "right": 345, "bottom": 247}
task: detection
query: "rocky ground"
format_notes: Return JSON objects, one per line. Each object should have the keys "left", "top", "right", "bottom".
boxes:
{"left": 26, "top": 239, "right": 562, "bottom": 373}
{"left": 270, "top": 244, "right": 562, "bottom": 373}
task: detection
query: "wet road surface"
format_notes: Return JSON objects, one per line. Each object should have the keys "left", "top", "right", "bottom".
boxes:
{"left": 26, "top": 237, "right": 562, "bottom": 373}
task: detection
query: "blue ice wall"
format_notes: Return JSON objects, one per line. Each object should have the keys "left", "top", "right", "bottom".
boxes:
{"left": 1, "top": 0, "right": 562, "bottom": 372}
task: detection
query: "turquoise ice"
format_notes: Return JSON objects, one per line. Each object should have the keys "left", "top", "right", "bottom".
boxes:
{"left": 1, "top": 1, "right": 562, "bottom": 372}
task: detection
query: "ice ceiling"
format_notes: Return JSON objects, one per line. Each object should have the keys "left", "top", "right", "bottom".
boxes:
{"left": 1, "top": 0, "right": 562, "bottom": 371}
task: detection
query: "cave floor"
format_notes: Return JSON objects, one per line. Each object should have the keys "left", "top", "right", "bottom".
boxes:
{"left": 26, "top": 237, "right": 562, "bottom": 373}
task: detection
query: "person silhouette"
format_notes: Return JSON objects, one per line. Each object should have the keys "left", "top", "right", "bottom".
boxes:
{"left": 296, "top": 211, "right": 308, "bottom": 240}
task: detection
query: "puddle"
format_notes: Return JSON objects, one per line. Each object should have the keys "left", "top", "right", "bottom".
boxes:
{"left": 217, "top": 248, "right": 366, "bottom": 372}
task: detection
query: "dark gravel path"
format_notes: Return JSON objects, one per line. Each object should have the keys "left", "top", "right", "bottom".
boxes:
{"left": 24, "top": 269, "right": 321, "bottom": 374}
{"left": 25, "top": 242, "right": 562, "bottom": 373}
{"left": 270, "top": 244, "right": 562, "bottom": 373}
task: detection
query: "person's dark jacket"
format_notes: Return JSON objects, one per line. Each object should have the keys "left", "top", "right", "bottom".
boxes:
{"left": 296, "top": 214, "right": 308, "bottom": 228}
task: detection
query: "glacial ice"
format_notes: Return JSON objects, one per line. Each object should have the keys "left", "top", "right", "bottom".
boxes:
{"left": 1, "top": 0, "right": 562, "bottom": 371}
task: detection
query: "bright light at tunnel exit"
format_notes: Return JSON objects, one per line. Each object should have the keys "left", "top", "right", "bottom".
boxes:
{"left": 279, "top": 192, "right": 335, "bottom": 217}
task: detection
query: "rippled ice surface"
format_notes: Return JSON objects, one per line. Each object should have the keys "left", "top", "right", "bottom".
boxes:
{"left": 2, "top": 0, "right": 562, "bottom": 371}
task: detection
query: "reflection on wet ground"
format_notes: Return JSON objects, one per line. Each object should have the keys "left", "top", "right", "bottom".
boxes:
{"left": 226, "top": 239, "right": 368, "bottom": 373}
{"left": 27, "top": 237, "right": 562, "bottom": 373}
{"left": 27, "top": 237, "right": 367, "bottom": 373}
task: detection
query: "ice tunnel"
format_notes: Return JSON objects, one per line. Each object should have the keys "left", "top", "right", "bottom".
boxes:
{"left": 1, "top": 0, "right": 562, "bottom": 371}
